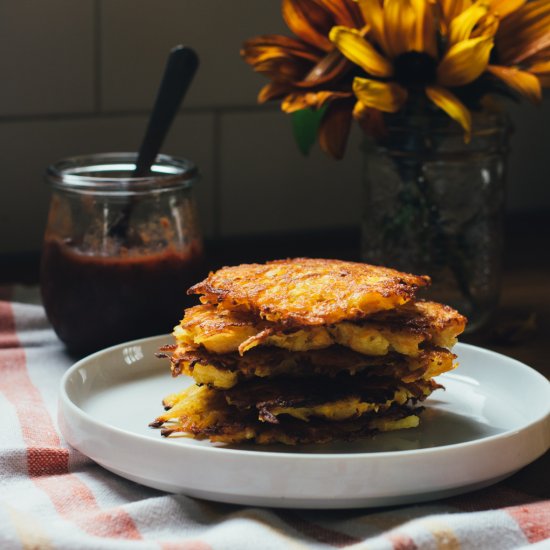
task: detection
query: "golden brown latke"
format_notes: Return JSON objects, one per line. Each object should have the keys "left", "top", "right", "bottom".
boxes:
{"left": 368, "top": 300, "right": 467, "bottom": 343}
{"left": 164, "top": 344, "right": 455, "bottom": 389}
{"left": 174, "top": 299, "right": 466, "bottom": 357}
{"left": 188, "top": 258, "right": 431, "bottom": 326}
{"left": 151, "top": 258, "right": 464, "bottom": 445}
{"left": 221, "top": 374, "right": 437, "bottom": 423}
{"left": 150, "top": 383, "right": 425, "bottom": 445}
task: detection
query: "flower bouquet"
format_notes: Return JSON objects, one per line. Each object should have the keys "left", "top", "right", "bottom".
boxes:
{"left": 242, "top": 0, "right": 549, "bottom": 158}
{"left": 242, "top": 0, "right": 549, "bottom": 330}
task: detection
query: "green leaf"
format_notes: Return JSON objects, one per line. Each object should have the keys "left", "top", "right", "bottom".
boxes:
{"left": 291, "top": 107, "right": 327, "bottom": 156}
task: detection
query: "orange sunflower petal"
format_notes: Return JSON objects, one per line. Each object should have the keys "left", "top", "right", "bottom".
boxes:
{"left": 529, "top": 59, "right": 550, "bottom": 78}
{"left": 500, "top": 17, "right": 550, "bottom": 66}
{"left": 510, "top": 30, "right": 550, "bottom": 66}
{"left": 241, "top": 35, "right": 321, "bottom": 82}
{"left": 315, "top": 0, "right": 363, "bottom": 27}
{"left": 282, "top": 0, "right": 334, "bottom": 51}
{"left": 330, "top": 26, "right": 393, "bottom": 76}
{"left": 437, "top": 0, "right": 473, "bottom": 35}
{"left": 497, "top": 0, "right": 550, "bottom": 64}
{"left": 426, "top": 85, "right": 472, "bottom": 141}
{"left": 412, "top": 0, "right": 438, "bottom": 57}
{"left": 282, "top": 91, "right": 352, "bottom": 113}
{"left": 525, "top": 46, "right": 550, "bottom": 66}
{"left": 281, "top": 93, "right": 312, "bottom": 113}
{"left": 488, "top": 65, "right": 542, "bottom": 103}
{"left": 297, "top": 49, "right": 351, "bottom": 87}
{"left": 449, "top": 1, "right": 492, "bottom": 45}
{"left": 242, "top": 35, "right": 321, "bottom": 64}
{"left": 500, "top": 0, "right": 550, "bottom": 36}
{"left": 240, "top": 34, "right": 321, "bottom": 77}
{"left": 471, "top": 12, "right": 500, "bottom": 39}
{"left": 318, "top": 100, "right": 354, "bottom": 159}
{"left": 437, "top": 36, "right": 494, "bottom": 86}
{"left": 383, "top": 0, "right": 418, "bottom": 58}
{"left": 249, "top": 56, "right": 311, "bottom": 82}
{"left": 353, "top": 77, "right": 408, "bottom": 112}
{"left": 355, "top": 0, "right": 389, "bottom": 53}
{"left": 489, "top": 0, "right": 526, "bottom": 19}
{"left": 258, "top": 82, "right": 292, "bottom": 103}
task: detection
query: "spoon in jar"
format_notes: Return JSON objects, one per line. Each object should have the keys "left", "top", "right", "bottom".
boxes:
{"left": 109, "top": 45, "right": 199, "bottom": 239}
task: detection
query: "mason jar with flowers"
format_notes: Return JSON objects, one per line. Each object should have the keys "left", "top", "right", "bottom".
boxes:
{"left": 242, "top": 0, "right": 550, "bottom": 331}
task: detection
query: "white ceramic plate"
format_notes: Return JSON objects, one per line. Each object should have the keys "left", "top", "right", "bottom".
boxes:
{"left": 59, "top": 336, "right": 550, "bottom": 509}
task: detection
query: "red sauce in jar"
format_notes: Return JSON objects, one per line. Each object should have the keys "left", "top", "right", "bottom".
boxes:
{"left": 40, "top": 238, "right": 204, "bottom": 355}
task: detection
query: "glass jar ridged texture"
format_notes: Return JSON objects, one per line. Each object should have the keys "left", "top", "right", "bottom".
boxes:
{"left": 361, "top": 114, "right": 510, "bottom": 332}
{"left": 40, "top": 153, "right": 204, "bottom": 355}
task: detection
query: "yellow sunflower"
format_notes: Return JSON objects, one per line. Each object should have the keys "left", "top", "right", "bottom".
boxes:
{"left": 329, "top": 0, "right": 500, "bottom": 140}
{"left": 241, "top": 0, "right": 365, "bottom": 158}
{"left": 436, "top": 0, "right": 550, "bottom": 103}
{"left": 488, "top": 0, "right": 550, "bottom": 102}
{"left": 243, "top": 0, "right": 549, "bottom": 159}
{"left": 437, "top": 0, "right": 521, "bottom": 32}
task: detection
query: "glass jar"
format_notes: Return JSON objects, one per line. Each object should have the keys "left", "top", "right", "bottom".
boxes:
{"left": 40, "top": 152, "right": 204, "bottom": 355}
{"left": 361, "top": 113, "right": 510, "bottom": 332}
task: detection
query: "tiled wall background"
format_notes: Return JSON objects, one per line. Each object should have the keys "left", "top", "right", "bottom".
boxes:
{"left": 1, "top": 0, "right": 549, "bottom": 255}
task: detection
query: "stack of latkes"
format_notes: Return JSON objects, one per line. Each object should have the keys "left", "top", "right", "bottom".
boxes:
{"left": 151, "top": 258, "right": 467, "bottom": 445}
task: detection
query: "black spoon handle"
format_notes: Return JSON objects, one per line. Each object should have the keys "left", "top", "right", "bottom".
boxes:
{"left": 108, "top": 46, "right": 199, "bottom": 240}
{"left": 134, "top": 45, "right": 199, "bottom": 177}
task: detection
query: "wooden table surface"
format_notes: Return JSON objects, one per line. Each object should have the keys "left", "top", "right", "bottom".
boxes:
{"left": 464, "top": 266, "right": 549, "bottom": 379}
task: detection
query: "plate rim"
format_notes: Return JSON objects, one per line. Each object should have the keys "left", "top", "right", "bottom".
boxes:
{"left": 59, "top": 335, "right": 550, "bottom": 461}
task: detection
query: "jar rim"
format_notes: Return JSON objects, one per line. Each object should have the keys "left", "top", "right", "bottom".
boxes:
{"left": 45, "top": 152, "right": 199, "bottom": 194}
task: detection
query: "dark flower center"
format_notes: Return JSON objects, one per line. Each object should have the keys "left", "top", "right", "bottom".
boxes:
{"left": 394, "top": 51, "right": 437, "bottom": 88}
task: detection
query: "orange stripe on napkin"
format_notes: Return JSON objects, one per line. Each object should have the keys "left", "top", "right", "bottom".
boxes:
{"left": 0, "top": 301, "right": 142, "bottom": 541}
{"left": 33, "top": 475, "right": 142, "bottom": 539}
{"left": 27, "top": 447, "right": 70, "bottom": 477}
{"left": 506, "top": 501, "right": 550, "bottom": 543}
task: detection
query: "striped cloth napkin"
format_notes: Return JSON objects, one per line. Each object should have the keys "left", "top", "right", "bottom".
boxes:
{"left": 1, "top": 287, "right": 549, "bottom": 550}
